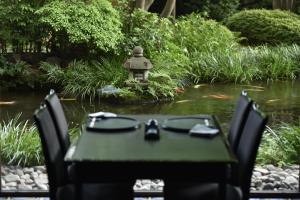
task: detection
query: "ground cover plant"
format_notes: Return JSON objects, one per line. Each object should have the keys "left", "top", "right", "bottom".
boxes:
{"left": 226, "top": 9, "right": 300, "bottom": 45}
{"left": 0, "top": 56, "right": 43, "bottom": 89}
{"left": 257, "top": 121, "right": 300, "bottom": 166}
{"left": 0, "top": 113, "right": 79, "bottom": 166}
{"left": 0, "top": 114, "right": 42, "bottom": 166}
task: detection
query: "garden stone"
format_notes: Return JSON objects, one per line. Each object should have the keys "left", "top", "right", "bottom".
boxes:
{"left": 255, "top": 167, "right": 269, "bottom": 175}
{"left": 1, "top": 167, "right": 6, "bottom": 175}
{"left": 254, "top": 179, "right": 263, "bottom": 188}
{"left": 6, "top": 182, "right": 17, "bottom": 187}
{"left": 1, "top": 179, "right": 5, "bottom": 187}
{"left": 4, "top": 174, "right": 20, "bottom": 182}
{"left": 30, "top": 172, "right": 38, "bottom": 179}
{"left": 265, "top": 164, "right": 276, "bottom": 171}
{"left": 18, "top": 184, "right": 32, "bottom": 190}
{"left": 273, "top": 181, "right": 282, "bottom": 188}
{"left": 25, "top": 179, "right": 34, "bottom": 184}
{"left": 270, "top": 174, "right": 281, "bottom": 181}
{"left": 23, "top": 168, "right": 34, "bottom": 174}
{"left": 20, "top": 174, "right": 30, "bottom": 180}
{"left": 16, "top": 169, "right": 24, "bottom": 176}
{"left": 253, "top": 171, "right": 262, "bottom": 177}
{"left": 260, "top": 175, "right": 269, "bottom": 182}
{"left": 262, "top": 183, "right": 274, "bottom": 190}
{"left": 284, "top": 176, "right": 298, "bottom": 186}
{"left": 36, "top": 183, "right": 48, "bottom": 190}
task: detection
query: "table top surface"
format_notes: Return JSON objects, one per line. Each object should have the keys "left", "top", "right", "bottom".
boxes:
{"left": 65, "top": 114, "right": 236, "bottom": 164}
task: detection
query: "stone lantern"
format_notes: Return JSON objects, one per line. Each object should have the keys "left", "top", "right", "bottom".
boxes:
{"left": 124, "top": 46, "right": 153, "bottom": 84}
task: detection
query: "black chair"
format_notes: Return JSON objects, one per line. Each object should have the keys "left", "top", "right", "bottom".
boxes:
{"left": 34, "top": 105, "right": 134, "bottom": 200}
{"left": 164, "top": 103, "right": 268, "bottom": 200}
{"left": 228, "top": 90, "right": 253, "bottom": 153}
{"left": 44, "top": 89, "right": 70, "bottom": 154}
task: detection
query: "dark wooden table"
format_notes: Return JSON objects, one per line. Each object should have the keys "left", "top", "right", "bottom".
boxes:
{"left": 65, "top": 115, "right": 237, "bottom": 198}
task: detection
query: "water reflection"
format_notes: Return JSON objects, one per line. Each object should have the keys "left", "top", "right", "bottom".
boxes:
{"left": 1, "top": 81, "right": 300, "bottom": 129}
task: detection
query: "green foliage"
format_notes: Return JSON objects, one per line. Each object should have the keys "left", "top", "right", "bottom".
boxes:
{"left": 174, "top": 13, "right": 239, "bottom": 55}
{"left": 0, "top": 113, "right": 43, "bottom": 166}
{"left": 36, "top": 0, "right": 123, "bottom": 53}
{"left": 253, "top": 45, "right": 300, "bottom": 80}
{"left": 257, "top": 122, "right": 300, "bottom": 166}
{"left": 0, "top": 0, "right": 44, "bottom": 51}
{"left": 122, "top": 9, "right": 174, "bottom": 58}
{"left": 190, "top": 45, "right": 300, "bottom": 83}
{"left": 181, "top": 0, "right": 240, "bottom": 21}
{"left": 0, "top": 113, "right": 80, "bottom": 167}
{"left": 0, "top": 56, "right": 39, "bottom": 88}
{"left": 226, "top": 9, "right": 300, "bottom": 45}
{"left": 40, "top": 59, "right": 128, "bottom": 99}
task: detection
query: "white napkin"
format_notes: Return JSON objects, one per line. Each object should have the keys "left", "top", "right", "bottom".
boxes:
{"left": 189, "top": 124, "right": 219, "bottom": 136}
{"left": 88, "top": 112, "right": 117, "bottom": 118}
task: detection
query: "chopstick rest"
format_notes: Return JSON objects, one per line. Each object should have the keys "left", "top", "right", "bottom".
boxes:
{"left": 189, "top": 124, "right": 219, "bottom": 137}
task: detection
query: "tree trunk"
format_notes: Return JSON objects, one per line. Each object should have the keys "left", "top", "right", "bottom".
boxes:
{"left": 144, "top": 0, "right": 154, "bottom": 10}
{"left": 273, "top": 0, "right": 295, "bottom": 10}
{"left": 160, "top": 0, "right": 176, "bottom": 17}
{"left": 135, "top": 0, "right": 145, "bottom": 9}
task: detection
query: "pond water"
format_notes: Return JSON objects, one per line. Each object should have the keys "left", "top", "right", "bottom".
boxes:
{"left": 1, "top": 81, "right": 300, "bottom": 130}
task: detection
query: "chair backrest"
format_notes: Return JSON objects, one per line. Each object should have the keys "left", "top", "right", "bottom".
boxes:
{"left": 228, "top": 91, "right": 253, "bottom": 153}
{"left": 44, "top": 90, "right": 70, "bottom": 154}
{"left": 34, "top": 105, "right": 68, "bottom": 200}
{"left": 235, "top": 104, "right": 268, "bottom": 200}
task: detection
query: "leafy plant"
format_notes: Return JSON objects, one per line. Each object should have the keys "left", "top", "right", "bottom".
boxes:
{"left": 0, "top": 56, "right": 39, "bottom": 88}
{"left": 0, "top": 114, "right": 43, "bottom": 166}
{"left": 0, "top": 0, "right": 46, "bottom": 53}
{"left": 37, "top": 0, "right": 123, "bottom": 53}
{"left": 257, "top": 122, "right": 300, "bottom": 166}
{"left": 40, "top": 58, "right": 128, "bottom": 99}
{"left": 226, "top": 9, "right": 300, "bottom": 45}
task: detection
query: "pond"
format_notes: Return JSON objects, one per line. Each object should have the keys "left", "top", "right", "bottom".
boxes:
{"left": 1, "top": 80, "right": 300, "bottom": 130}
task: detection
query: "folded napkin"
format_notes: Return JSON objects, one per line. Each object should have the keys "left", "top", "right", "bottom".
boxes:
{"left": 189, "top": 124, "right": 219, "bottom": 137}
{"left": 88, "top": 112, "right": 117, "bottom": 118}
{"left": 88, "top": 112, "right": 117, "bottom": 128}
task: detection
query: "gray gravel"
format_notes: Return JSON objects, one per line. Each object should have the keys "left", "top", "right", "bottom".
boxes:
{"left": 1, "top": 164, "right": 298, "bottom": 191}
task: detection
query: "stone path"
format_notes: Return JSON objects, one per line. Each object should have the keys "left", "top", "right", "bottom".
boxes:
{"left": 1, "top": 164, "right": 298, "bottom": 192}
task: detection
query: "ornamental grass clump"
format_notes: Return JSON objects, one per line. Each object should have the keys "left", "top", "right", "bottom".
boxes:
{"left": 0, "top": 114, "right": 43, "bottom": 166}
{"left": 226, "top": 9, "right": 300, "bottom": 45}
{"left": 257, "top": 122, "right": 300, "bottom": 166}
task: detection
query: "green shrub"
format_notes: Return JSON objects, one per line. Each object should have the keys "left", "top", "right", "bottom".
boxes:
{"left": 257, "top": 122, "right": 300, "bottom": 166}
{"left": 175, "top": 13, "right": 239, "bottom": 55}
{"left": 0, "top": 56, "right": 39, "bottom": 88}
{"left": 37, "top": 0, "right": 123, "bottom": 53}
{"left": 226, "top": 9, "right": 300, "bottom": 45}
{"left": 122, "top": 9, "right": 175, "bottom": 58}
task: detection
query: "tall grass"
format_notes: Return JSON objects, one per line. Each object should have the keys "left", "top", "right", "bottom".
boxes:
{"left": 41, "top": 58, "right": 128, "bottom": 99}
{"left": 257, "top": 121, "right": 300, "bottom": 166}
{"left": 190, "top": 45, "right": 300, "bottom": 83}
{"left": 0, "top": 114, "right": 43, "bottom": 166}
{"left": 0, "top": 114, "right": 80, "bottom": 167}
